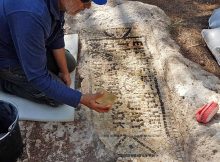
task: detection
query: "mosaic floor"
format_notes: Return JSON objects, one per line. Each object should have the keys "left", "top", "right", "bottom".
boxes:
{"left": 80, "top": 27, "right": 185, "bottom": 161}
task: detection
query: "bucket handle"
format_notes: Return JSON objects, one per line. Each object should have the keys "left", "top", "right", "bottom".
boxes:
{"left": 8, "top": 114, "right": 19, "bottom": 133}
{"left": 0, "top": 115, "right": 19, "bottom": 141}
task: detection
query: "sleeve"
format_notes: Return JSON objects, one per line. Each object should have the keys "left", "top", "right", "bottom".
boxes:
{"left": 47, "top": 13, "right": 65, "bottom": 49}
{"left": 7, "top": 12, "right": 82, "bottom": 107}
{"left": 47, "top": 24, "right": 65, "bottom": 49}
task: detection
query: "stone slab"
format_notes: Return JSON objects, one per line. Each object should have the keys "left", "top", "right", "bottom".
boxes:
{"left": 80, "top": 27, "right": 183, "bottom": 160}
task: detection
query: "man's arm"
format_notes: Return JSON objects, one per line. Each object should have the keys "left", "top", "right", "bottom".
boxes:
{"left": 7, "top": 12, "right": 112, "bottom": 112}
{"left": 53, "top": 48, "right": 71, "bottom": 86}
{"left": 7, "top": 12, "right": 81, "bottom": 107}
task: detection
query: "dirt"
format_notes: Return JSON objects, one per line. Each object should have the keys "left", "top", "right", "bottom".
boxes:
{"left": 130, "top": 0, "right": 220, "bottom": 77}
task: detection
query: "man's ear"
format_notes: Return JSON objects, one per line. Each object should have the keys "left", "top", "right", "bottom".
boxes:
{"left": 58, "top": 0, "right": 66, "bottom": 11}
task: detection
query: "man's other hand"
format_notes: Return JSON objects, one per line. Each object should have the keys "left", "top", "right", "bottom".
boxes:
{"left": 60, "top": 72, "right": 72, "bottom": 87}
{"left": 80, "top": 92, "right": 112, "bottom": 113}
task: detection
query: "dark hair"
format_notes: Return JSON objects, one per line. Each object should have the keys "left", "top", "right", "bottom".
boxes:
{"left": 81, "top": 0, "right": 91, "bottom": 3}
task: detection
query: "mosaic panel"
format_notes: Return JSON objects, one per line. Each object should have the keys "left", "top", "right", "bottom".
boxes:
{"left": 81, "top": 27, "right": 182, "bottom": 160}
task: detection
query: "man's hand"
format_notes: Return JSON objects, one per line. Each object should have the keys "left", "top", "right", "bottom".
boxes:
{"left": 60, "top": 72, "right": 72, "bottom": 87}
{"left": 53, "top": 48, "right": 72, "bottom": 86}
{"left": 80, "top": 92, "right": 112, "bottom": 113}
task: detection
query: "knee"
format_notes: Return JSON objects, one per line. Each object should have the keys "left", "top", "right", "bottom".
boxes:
{"left": 65, "top": 49, "right": 77, "bottom": 73}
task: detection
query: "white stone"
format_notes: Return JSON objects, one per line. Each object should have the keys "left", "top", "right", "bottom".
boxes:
{"left": 75, "top": 1, "right": 220, "bottom": 161}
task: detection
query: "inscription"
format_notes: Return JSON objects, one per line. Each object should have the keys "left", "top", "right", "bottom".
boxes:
{"left": 82, "top": 28, "right": 182, "bottom": 160}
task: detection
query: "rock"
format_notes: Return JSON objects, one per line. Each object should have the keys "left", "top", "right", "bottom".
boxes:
{"left": 19, "top": 1, "right": 220, "bottom": 161}
{"left": 76, "top": 1, "right": 220, "bottom": 161}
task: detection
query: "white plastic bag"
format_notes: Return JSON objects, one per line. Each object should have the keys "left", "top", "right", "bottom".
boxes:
{"left": 209, "top": 8, "right": 220, "bottom": 28}
{"left": 202, "top": 28, "right": 220, "bottom": 65}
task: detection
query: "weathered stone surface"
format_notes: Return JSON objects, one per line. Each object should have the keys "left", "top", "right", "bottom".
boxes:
{"left": 79, "top": 27, "right": 182, "bottom": 161}
{"left": 76, "top": 1, "right": 220, "bottom": 162}
{"left": 18, "top": 111, "right": 116, "bottom": 162}
{"left": 18, "top": 1, "right": 220, "bottom": 162}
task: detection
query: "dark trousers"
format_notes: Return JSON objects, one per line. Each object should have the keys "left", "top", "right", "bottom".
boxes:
{"left": 0, "top": 50, "right": 76, "bottom": 107}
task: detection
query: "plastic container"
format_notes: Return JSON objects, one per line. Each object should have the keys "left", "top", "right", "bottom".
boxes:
{"left": 0, "top": 101, "right": 23, "bottom": 162}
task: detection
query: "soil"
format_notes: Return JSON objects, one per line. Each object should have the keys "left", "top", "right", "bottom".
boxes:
{"left": 131, "top": 0, "right": 220, "bottom": 77}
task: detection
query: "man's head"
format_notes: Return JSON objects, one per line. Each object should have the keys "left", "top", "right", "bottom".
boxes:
{"left": 59, "top": 0, "right": 107, "bottom": 15}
